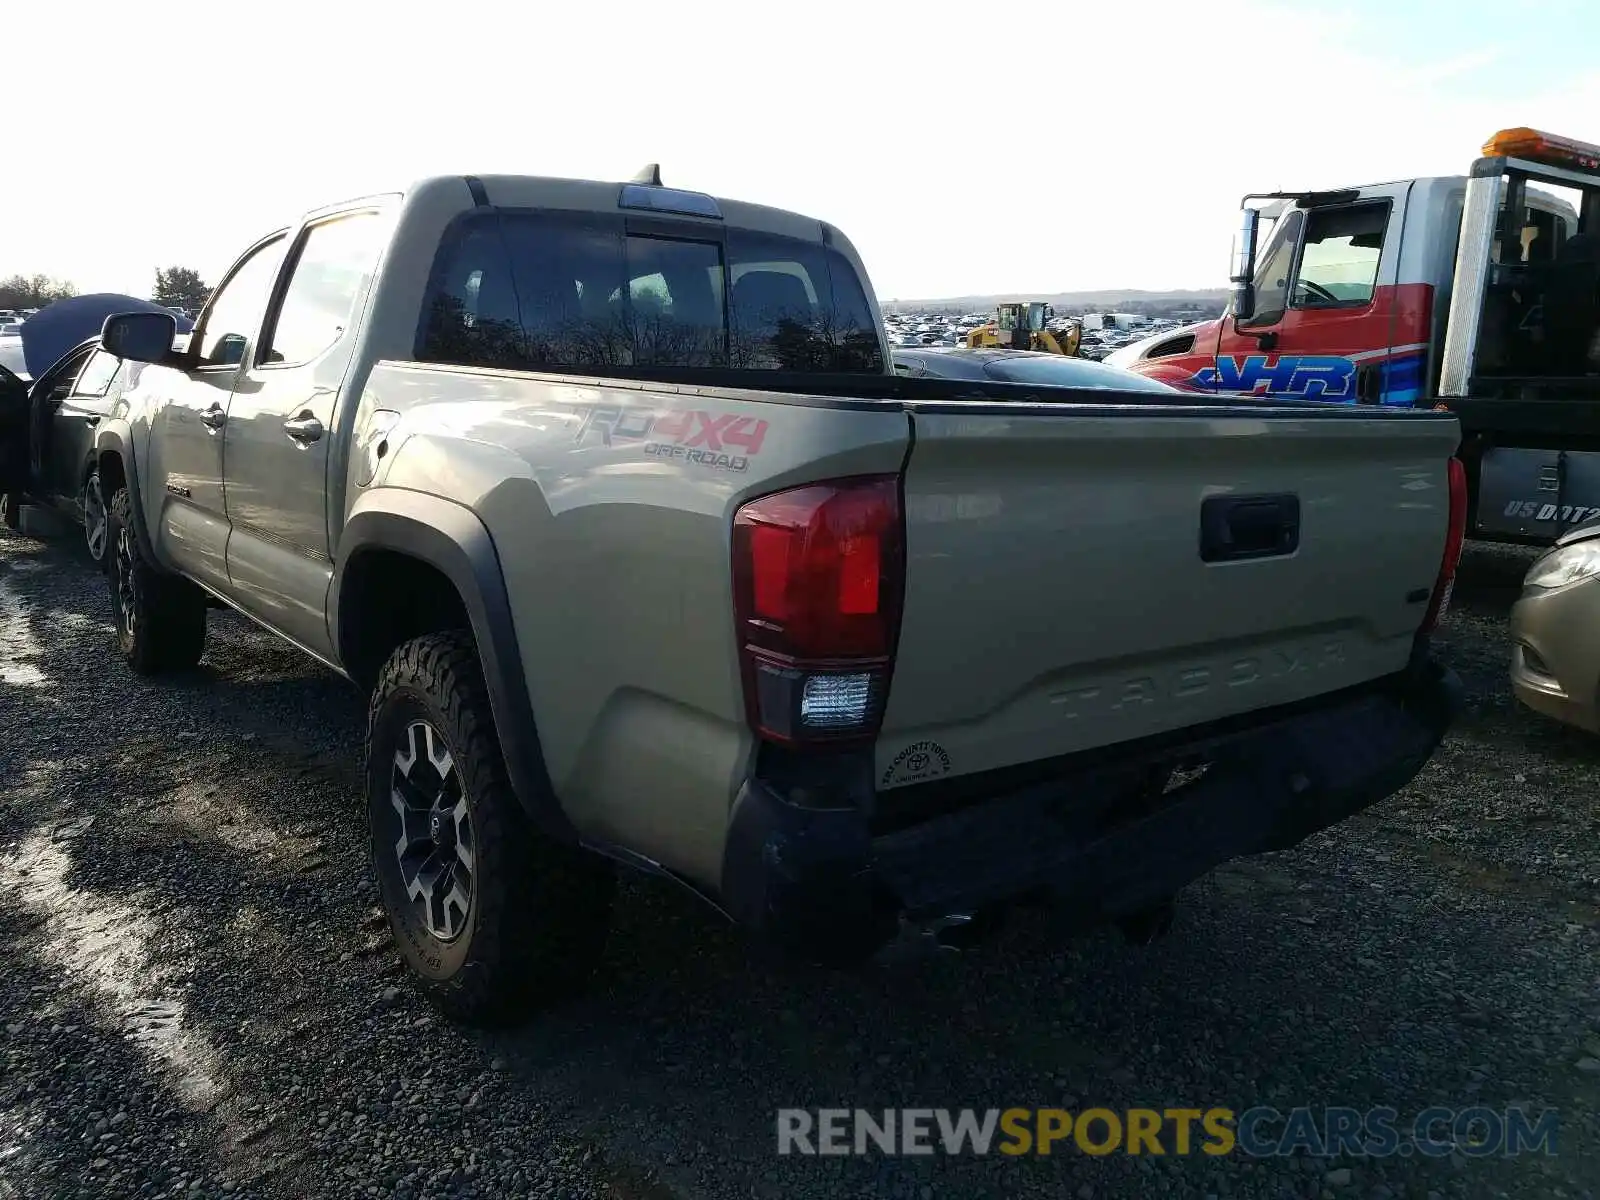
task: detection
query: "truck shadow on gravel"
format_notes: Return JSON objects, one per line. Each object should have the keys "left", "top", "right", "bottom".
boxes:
{"left": 1, "top": 530, "right": 1597, "bottom": 1200}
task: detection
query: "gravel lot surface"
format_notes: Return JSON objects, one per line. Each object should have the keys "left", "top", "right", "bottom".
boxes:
{"left": 0, "top": 526, "right": 1597, "bottom": 1200}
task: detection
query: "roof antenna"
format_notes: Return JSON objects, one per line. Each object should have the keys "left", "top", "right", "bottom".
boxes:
{"left": 631, "top": 163, "right": 662, "bottom": 186}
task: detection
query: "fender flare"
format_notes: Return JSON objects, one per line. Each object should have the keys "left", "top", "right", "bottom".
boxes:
{"left": 333, "top": 490, "right": 577, "bottom": 844}
{"left": 93, "top": 418, "right": 156, "bottom": 558}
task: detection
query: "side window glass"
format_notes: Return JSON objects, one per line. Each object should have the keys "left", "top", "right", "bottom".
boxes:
{"left": 198, "top": 238, "right": 286, "bottom": 367}
{"left": 73, "top": 350, "right": 122, "bottom": 397}
{"left": 262, "top": 212, "right": 388, "bottom": 366}
{"left": 1247, "top": 210, "right": 1303, "bottom": 325}
{"left": 1294, "top": 203, "right": 1387, "bottom": 307}
{"left": 46, "top": 349, "right": 94, "bottom": 401}
{"left": 1511, "top": 207, "right": 1563, "bottom": 264}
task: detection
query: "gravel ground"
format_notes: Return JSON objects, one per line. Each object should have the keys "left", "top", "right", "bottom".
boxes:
{"left": 0, "top": 525, "right": 1597, "bottom": 1200}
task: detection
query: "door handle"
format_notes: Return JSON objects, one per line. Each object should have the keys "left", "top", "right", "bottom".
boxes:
{"left": 200, "top": 404, "right": 226, "bottom": 430}
{"left": 283, "top": 413, "right": 324, "bottom": 444}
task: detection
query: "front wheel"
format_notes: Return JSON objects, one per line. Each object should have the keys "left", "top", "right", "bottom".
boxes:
{"left": 83, "top": 470, "right": 108, "bottom": 568}
{"left": 106, "top": 487, "right": 207, "bottom": 673}
{"left": 367, "top": 631, "right": 614, "bottom": 1026}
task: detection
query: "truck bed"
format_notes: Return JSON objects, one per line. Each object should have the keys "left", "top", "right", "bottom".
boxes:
{"left": 521, "top": 360, "right": 1470, "bottom": 420}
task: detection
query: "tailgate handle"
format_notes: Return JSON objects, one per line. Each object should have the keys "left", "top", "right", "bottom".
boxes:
{"left": 1199, "top": 494, "right": 1300, "bottom": 563}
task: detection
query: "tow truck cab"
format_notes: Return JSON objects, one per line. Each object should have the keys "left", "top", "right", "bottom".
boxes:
{"left": 1124, "top": 127, "right": 1600, "bottom": 546}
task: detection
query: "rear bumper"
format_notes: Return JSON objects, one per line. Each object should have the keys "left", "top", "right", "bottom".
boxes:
{"left": 719, "top": 656, "right": 1461, "bottom": 958}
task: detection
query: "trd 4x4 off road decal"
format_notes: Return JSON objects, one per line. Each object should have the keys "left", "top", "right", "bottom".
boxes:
{"left": 565, "top": 403, "right": 769, "bottom": 473}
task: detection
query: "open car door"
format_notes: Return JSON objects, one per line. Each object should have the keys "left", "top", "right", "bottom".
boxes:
{"left": 0, "top": 362, "right": 29, "bottom": 500}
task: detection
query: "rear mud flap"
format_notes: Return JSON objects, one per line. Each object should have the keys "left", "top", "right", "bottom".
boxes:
{"left": 1473, "top": 446, "right": 1600, "bottom": 540}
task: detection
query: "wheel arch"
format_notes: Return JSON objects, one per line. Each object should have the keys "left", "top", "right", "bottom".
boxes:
{"left": 92, "top": 420, "right": 154, "bottom": 557}
{"left": 333, "top": 490, "right": 577, "bottom": 844}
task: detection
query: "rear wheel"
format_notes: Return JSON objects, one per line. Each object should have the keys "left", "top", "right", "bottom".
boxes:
{"left": 106, "top": 487, "right": 207, "bottom": 673}
{"left": 367, "top": 631, "right": 614, "bottom": 1026}
{"left": 82, "top": 470, "right": 108, "bottom": 568}
{"left": 0, "top": 492, "right": 19, "bottom": 531}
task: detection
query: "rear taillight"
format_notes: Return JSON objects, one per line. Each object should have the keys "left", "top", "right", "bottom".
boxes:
{"left": 732, "top": 476, "right": 905, "bottom": 745}
{"left": 1421, "top": 456, "right": 1468, "bottom": 633}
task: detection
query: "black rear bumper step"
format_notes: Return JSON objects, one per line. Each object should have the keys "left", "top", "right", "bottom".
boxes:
{"left": 719, "top": 656, "right": 1460, "bottom": 960}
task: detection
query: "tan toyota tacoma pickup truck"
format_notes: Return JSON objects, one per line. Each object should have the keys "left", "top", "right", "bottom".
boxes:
{"left": 77, "top": 169, "right": 1465, "bottom": 1025}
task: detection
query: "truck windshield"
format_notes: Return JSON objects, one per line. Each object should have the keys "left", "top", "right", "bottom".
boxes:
{"left": 417, "top": 211, "right": 884, "bottom": 376}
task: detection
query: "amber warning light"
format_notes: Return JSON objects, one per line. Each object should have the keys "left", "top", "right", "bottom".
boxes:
{"left": 1482, "top": 127, "right": 1600, "bottom": 171}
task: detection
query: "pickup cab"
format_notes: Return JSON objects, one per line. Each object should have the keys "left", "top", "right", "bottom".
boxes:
{"left": 78, "top": 170, "right": 1464, "bottom": 1025}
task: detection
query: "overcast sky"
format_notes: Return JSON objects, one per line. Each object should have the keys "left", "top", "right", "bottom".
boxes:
{"left": 5, "top": 0, "right": 1599, "bottom": 301}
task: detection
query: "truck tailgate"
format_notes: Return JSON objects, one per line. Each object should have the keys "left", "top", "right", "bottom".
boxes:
{"left": 876, "top": 404, "right": 1461, "bottom": 788}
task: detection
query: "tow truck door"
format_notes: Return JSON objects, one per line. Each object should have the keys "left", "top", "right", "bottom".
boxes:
{"left": 1208, "top": 183, "right": 1427, "bottom": 406}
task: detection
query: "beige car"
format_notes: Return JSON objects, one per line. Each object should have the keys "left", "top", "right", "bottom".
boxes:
{"left": 1510, "top": 521, "right": 1600, "bottom": 730}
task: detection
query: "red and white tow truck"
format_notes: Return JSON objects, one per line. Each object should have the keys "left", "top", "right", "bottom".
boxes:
{"left": 1116, "top": 127, "right": 1600, "bottom": 546}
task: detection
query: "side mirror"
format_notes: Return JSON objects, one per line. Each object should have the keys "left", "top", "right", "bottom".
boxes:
{"left": 100, "top": 311, "right": 177, "bottom": 364}
{"left": 1229, "top": 207, "right": 1261, "bottom": 323}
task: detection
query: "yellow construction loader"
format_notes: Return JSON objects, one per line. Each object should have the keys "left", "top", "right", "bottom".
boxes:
{"left": 966, "top": 302, "right": 1082, "bottom": 355}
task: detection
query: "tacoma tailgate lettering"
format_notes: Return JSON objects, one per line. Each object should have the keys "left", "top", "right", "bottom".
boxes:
{"left": 1048, "top": 641, "right": 1346, "bottom": 720}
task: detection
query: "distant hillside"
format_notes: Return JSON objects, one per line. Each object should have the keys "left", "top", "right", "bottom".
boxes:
{"left": 883, "top": 288, "right": 1229, "bottom": 311}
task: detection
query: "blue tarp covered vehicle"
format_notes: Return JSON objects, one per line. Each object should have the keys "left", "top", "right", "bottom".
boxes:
{"left": 20, "top": 294, "right": 193, "bottom": 382}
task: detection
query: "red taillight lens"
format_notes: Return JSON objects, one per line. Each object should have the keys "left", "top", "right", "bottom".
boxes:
{"left": 1421, "top": 457, "right": 1468, "bottom": 634}
{"left": 732, "top": 476, "right": 905, "bottom": 745}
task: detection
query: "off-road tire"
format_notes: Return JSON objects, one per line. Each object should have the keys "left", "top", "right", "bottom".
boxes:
{"left": 106, "top": 487, "right": 207, "bottom": 673}
{"left": 367, "top": 631, "right": 615, "bottom": 1026}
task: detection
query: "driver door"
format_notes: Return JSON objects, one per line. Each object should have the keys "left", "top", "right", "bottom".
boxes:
{"left": 26, "top": 343, "right": 96, "bottom": 498}
{"left": 1212, "top": 184, "right": 1416, "bottom": 404}
{"left": 137, "top": 234, "right": 287, "bottom": 592}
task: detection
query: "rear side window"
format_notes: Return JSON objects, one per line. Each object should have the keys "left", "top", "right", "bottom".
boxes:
{"left": 261, "top": 211, "right": 389, "bottom": 366}
{"left": 416, "top": 211, "right": 883, "bottom": 375}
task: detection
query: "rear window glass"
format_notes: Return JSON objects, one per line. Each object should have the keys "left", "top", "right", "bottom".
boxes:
{"left": 416, "top": 211, "right": 883, "bottom": 375}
